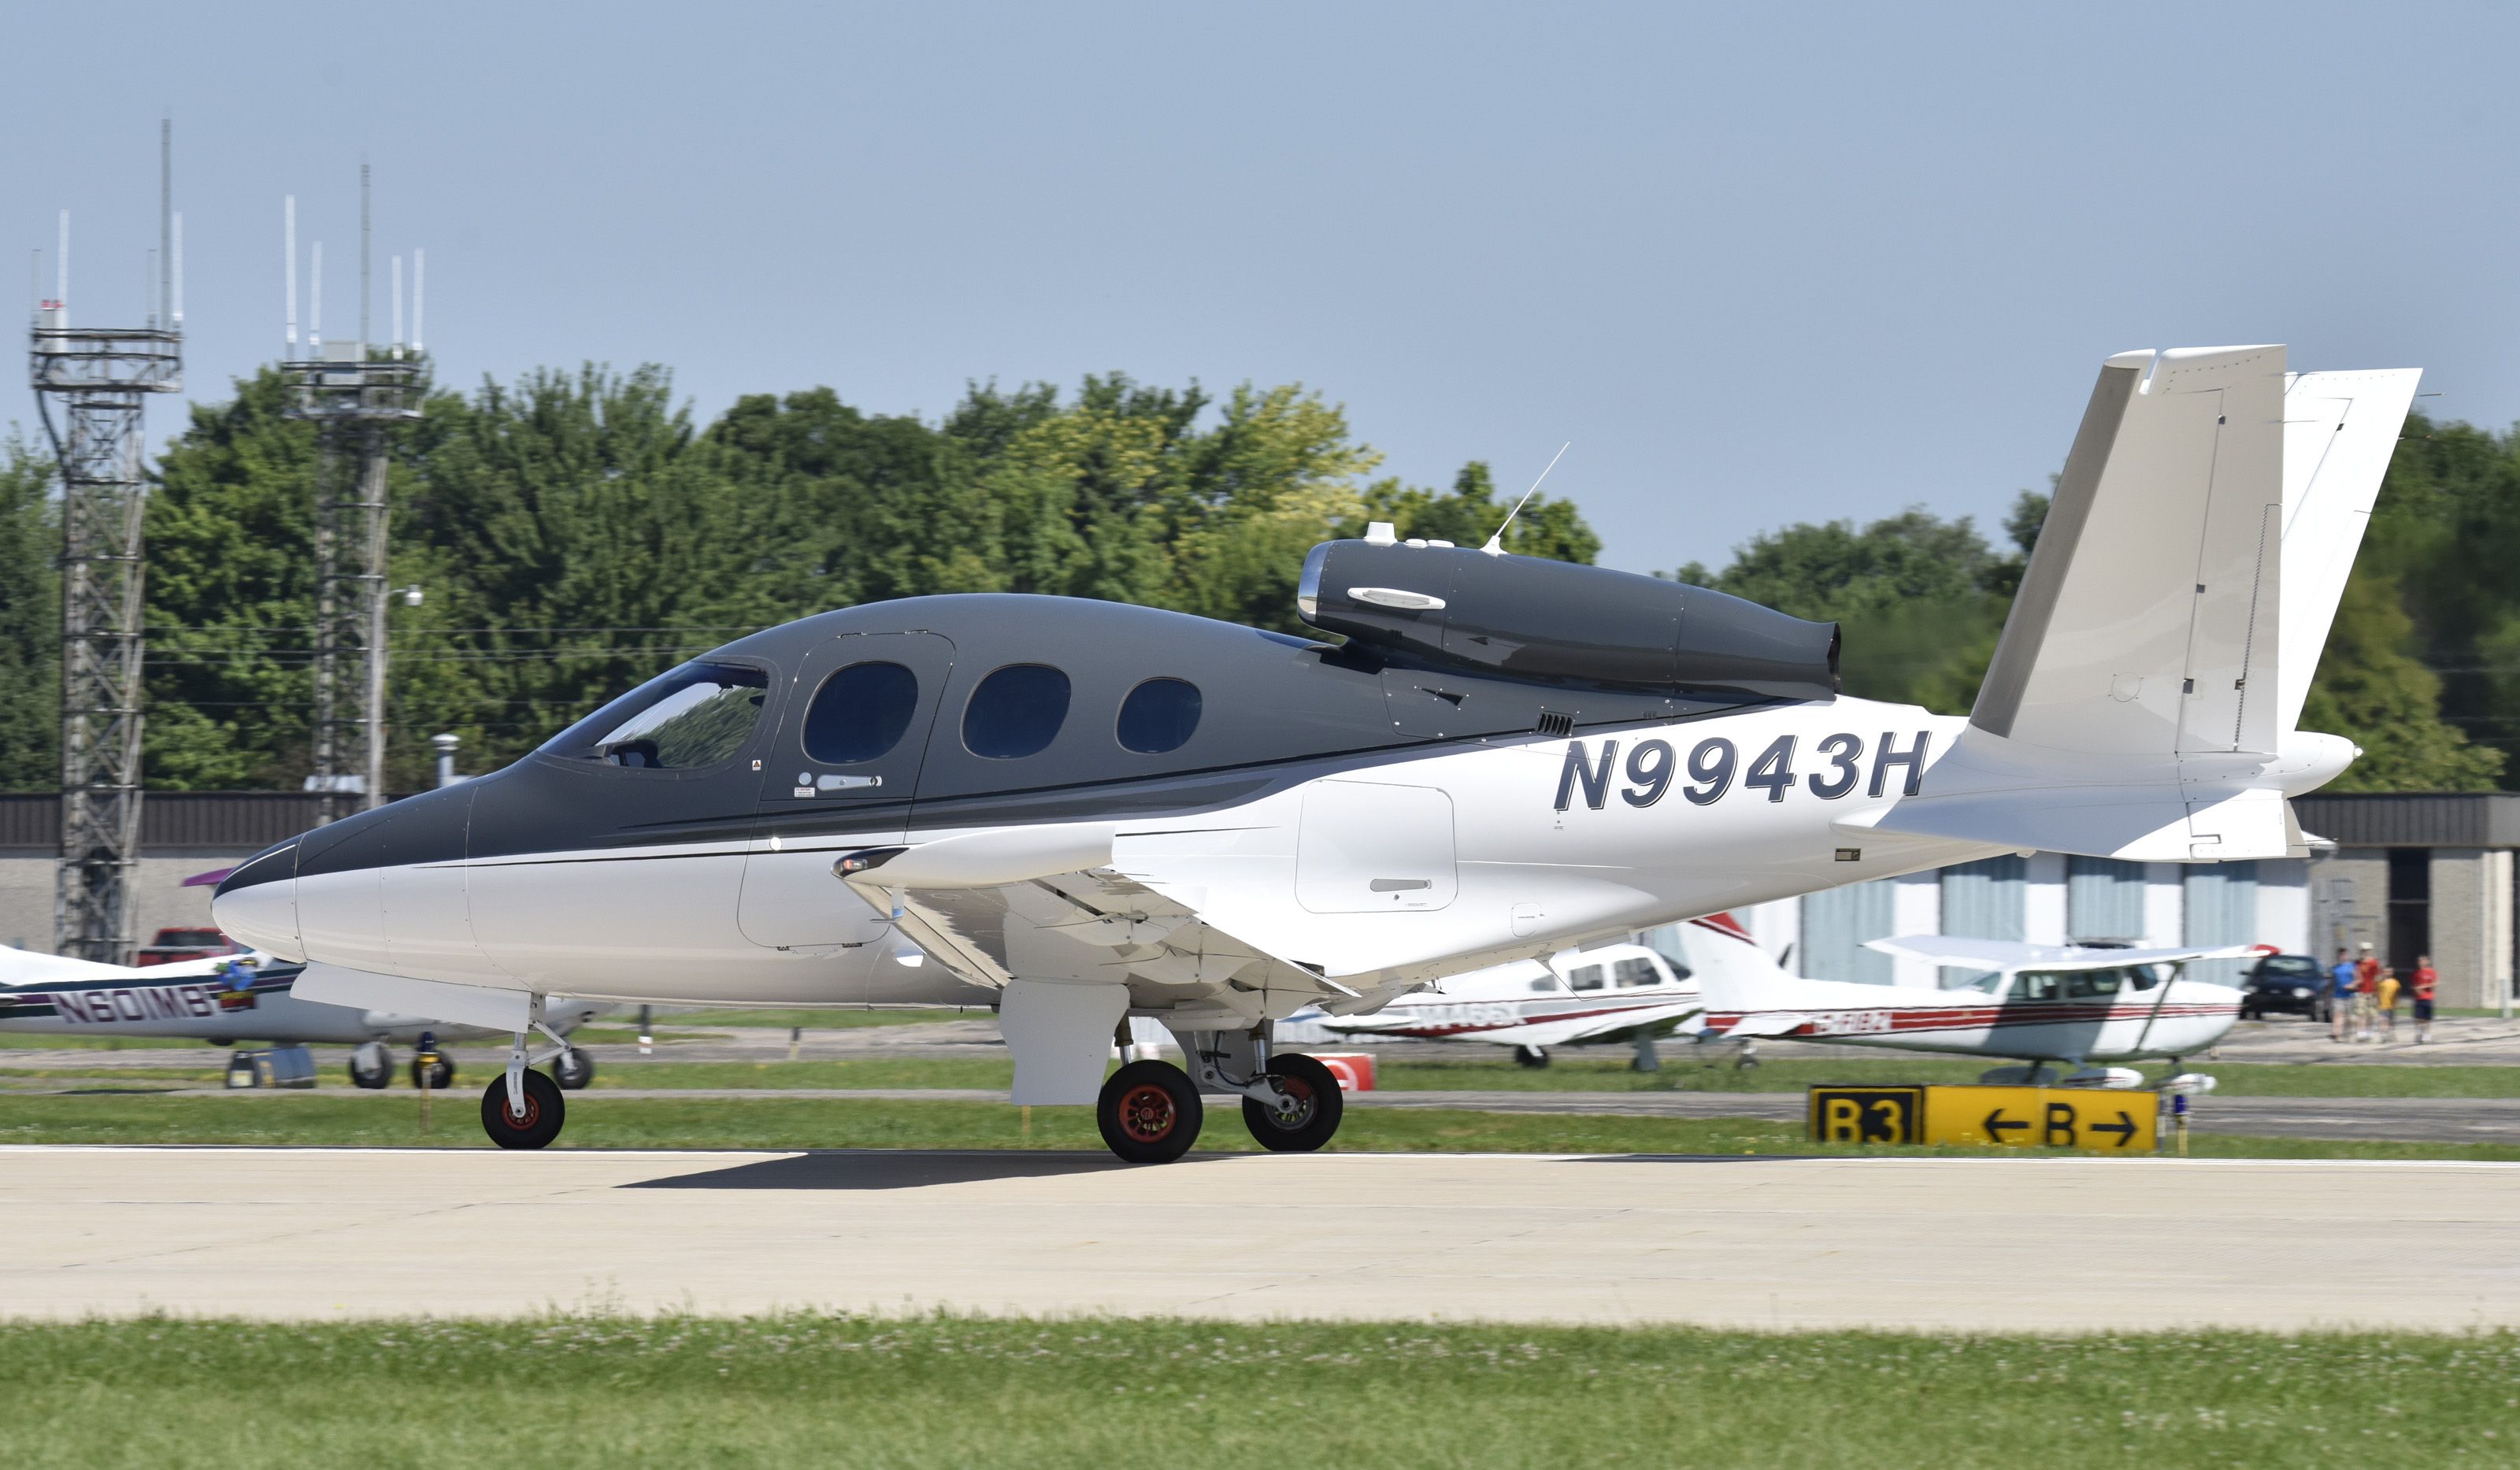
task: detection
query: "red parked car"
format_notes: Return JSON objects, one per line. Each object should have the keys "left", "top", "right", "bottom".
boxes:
{"left": 132, "top": 927, "right": 246, "bottom": 966}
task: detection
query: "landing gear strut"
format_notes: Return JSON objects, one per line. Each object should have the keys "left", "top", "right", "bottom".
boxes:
{"left": 480, "top": 1006, "right": 580, "bottom": 1150}
{"left": 1512, "top": 1045, "right": 1551, "bottom": 1068}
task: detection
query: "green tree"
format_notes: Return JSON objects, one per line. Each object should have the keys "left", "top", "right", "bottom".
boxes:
{"left": 2300, "top": 568, "right": 2503, "bottom": 791}
{"left": 0, "top": 435, "right": 59, "bottom": 790}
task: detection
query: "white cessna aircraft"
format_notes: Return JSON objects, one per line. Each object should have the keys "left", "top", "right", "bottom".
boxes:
{"left": 1299, "top": 913, "right": 1781, "bottom": 1064}
{"left": 213, "top": 345, "right": 2410, "bottom": 1161}
{"left": 0, "top": 946, "right": 602, "bottom": 1089}
{"left": 1702, "top": 934, "right": 2254, "bottom": 1084}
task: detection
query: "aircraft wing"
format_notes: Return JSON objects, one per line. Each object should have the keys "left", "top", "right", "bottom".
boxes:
{"left": 1506, "top": 1002, "right": 1703, "bottom": 1048}
{"left": 838, "top": 825, "right": 1356, "bottom": 1024}
{"left": 1862, "top": 935, "right": 2261, "bottom": 974}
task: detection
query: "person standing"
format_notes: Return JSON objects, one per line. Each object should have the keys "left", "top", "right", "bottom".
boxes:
{"left": 2376, "top": 966, "right": 2403, "bottom": 1041}
{"left": 2411, "top": 954, "right": 2439, "bottom": 1044}
{"left": 2329, "top": 948, "right": 2357, "bottom": 1042}
{"left": 2355, "top": 944, "right": 2383, "bottom": 1042}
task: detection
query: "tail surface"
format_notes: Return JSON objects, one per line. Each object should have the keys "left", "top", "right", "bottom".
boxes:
{"left": 1847, "top": 345, "right": 2412, "bottom": 863}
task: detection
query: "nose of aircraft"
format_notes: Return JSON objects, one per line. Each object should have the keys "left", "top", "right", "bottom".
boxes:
{"left": 212, "top": 841, "right": 303, "bottom": 961}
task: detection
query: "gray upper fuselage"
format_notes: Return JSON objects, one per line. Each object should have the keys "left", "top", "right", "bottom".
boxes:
{"left": 219, "top": 555, "right": 1836, "bottom": 894}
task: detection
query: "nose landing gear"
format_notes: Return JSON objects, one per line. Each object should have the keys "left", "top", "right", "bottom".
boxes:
{"left": 479, "top": 1009, "right": 586, "bottom": 1150}
{"left": 480, "top": 1069, "right": 566, "bottom": 1150}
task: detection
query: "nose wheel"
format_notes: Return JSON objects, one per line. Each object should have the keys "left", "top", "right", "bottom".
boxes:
{"left": 347, "top": 1042, "right": 393, "bottom": 1090}
{"left": 1096, "top": 1060, "right": 1203, "bottom": 1163}
{"left": 1240, "top": 1052, "right": 1343, "bottom": 1152}
{"left": 480, "top": 1069, "right": 566, "bottom": 1150}
{"left": 551, "top": 1046, "right": 594, "bottom": 1090}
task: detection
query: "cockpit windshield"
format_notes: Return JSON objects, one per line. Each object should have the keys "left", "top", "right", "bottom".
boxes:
{"left": 539, "top": 661, "right": 769, "bottom": 769}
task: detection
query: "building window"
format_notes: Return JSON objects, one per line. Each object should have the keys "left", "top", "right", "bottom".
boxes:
{"left": 2388, "top": 847, "right": 2431, "bottom": 974}
{"left": 962, "top": 665, "right": 1072, "bottom": 759}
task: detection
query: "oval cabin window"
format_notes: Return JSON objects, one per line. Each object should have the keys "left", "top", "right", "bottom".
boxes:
{"left": 802, "top": 661, "right": 920, "bottom": 764}
{"left": 963, "top": 665, "right": 1072, "bottom": 759}
{"left": 1116, "top": 677, "right": 1202, "bottom": 754}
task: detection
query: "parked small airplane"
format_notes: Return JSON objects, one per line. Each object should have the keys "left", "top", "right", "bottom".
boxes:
{"left": 0, "top": 946, "right": 602, "bottom": 1089}
{"left": 1699, "top": 933, "right": 2253, "bottom": 1083}
{"left": 1300, "top": 913, "right": 1784, "bottom": 1065}
{"left": 212, "top": 346, "right": 2410, "bottom": 1158}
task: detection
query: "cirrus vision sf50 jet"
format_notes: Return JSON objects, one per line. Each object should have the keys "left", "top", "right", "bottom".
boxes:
{"left": 216, "top": 346, "right": 2410, "bottom": 1161}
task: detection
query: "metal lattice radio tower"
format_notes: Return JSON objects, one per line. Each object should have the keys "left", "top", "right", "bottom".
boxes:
{"left": 26, "top": 123, "right": 183, "bottom": 962}
{"left": 282, "top": 165, "right": 423, "bottom": 824}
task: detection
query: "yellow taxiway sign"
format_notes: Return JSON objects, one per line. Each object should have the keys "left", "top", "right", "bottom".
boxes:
{"left": 1809, "top": 1084, "right": 2157, "bottom": 1152}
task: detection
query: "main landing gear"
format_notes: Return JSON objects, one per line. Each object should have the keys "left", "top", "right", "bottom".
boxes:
{"left": 1512, "top": 1045, "right": 1551, "bottom": 1068}
{"left": 480, "top": 1012, "right": 585, "bottom": 1150}
{"left": 1093, "top": 1024, "right": 1346, "bottom": 1164}
{"left": 349, "top": 1041, "right": 393, "bottom": 1090}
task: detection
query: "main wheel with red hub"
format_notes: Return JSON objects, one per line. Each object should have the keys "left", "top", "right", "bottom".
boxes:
{"left": 480, "top": 1069, "right": 566, "bottom": 1150}
{"left": 1096, "top": 1059, "right": 1203, "bottom": 1163}
{"left": 1241, "top": 1052, "right": 1343, "bottom": 1153}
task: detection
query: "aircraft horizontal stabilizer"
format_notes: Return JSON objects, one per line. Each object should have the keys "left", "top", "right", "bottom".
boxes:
{"left": 1841, "top": 775, "right": 2304, "bottom": 862}
{"left": 1862, "top": 935, "right": 2261, "bottom": 974}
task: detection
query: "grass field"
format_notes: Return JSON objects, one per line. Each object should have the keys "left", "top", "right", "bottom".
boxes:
{"left": 0, "top": 1314, "right": 2511, "bottom": 1469}
{"left": 2, "top": 1090, "right": 2517, "bottom": 1161}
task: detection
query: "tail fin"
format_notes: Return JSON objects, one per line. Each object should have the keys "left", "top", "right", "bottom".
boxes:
{"left": 2274, "top": 368, "right": 2422, "bottom": 731}
{"left": 1847, "top": 346, "right": 2414, "bottom": 864}
{"left": 1973, "top": 345, "right": 2288, "bottom": 758}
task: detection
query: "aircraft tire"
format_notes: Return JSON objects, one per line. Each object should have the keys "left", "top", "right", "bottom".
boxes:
{"left": 1512, "top": 1046, "right": 1550, "bottom": 1068}
{"left": 552, "top": 1046, "right": 595, "bottom": 1090}
{"left": 1241, "top": 1053, "right": 1343, "bottom": 1153}
{"left": 412, "top": 1053, "right": 456, "bottom": 1091}
{"left": 348, "top": 1045, "right": 393, "bottom": 1090}
{"left": 1096, "top": 1060, "right": 1203, "bottom": 1164}
{"left": 480, "top": 1071, "right": 566, "bottom": 1150}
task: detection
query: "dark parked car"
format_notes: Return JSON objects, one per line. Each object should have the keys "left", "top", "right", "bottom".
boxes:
{"left": 2239, "top": 953, "right": 2330, "bottom": 1021}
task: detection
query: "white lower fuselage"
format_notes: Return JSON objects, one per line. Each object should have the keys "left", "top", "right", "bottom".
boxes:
{"left": 244, "top": 699, "right": 1996, "bottom": 1015}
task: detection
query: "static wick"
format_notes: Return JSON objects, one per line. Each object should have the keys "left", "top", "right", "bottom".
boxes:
{"left": 1480, "top": 442, "right": 1571, "bottom": 555}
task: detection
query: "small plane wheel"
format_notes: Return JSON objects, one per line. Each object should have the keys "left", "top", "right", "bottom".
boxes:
{"left": 1096, "top": 1060, "right": 1203, "bottom": 1164}
{"left": 348, "top": 1044, "right": 393, "bottom": 1090}
{"left": 1242, "top": 1052, "right": 1343, "bottom": 1153}
{"left": 551, "top": 1046, "right": 595, "bottom": 1090}
{"left": 412, "top": 1053, "right": 456, "bottom": 1090}
{"left": 480, "top": 1071, "right": 566, "bottom": 1150}
{"left": 1512, "top": 1045, "right": 1551, "bottom": 1069}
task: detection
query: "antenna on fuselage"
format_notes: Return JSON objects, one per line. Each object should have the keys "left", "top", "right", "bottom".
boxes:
{"left": 1480, "top": 441, "right": 1571, "bottom": 555}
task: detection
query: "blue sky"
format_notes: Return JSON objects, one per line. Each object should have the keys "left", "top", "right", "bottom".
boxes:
{"left": 6, "top": 2, "right": 2512, "bottom": 573}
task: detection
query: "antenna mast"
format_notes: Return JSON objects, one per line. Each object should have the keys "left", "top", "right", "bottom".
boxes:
{"left": 28, "top": 124, "right": 182, "bottom": 962}
{"left": 285, "top": 166, "right": 424, "bottom": 821}
{"left": 1480, "top": 442, "right": 1571, "bottom": 555}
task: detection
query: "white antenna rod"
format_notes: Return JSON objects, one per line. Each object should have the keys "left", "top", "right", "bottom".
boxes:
{"left": 309, "top": 240, "right": 323, "bottom": 354}
{"left": 57, "top": 211, "right": 68, "bottom": 327}
{"left": 1480, "top": 442, "right": 1571, "bottom": 554}
{"left": 158, "top": 118, "right": 171, "bottom": 333}
{"left": 284, "top": 195, "right": 297, "bottom": 355}
{"left": 358, "top": 162, "right": 370, "bottom": 352}
{"left": 391, "top": 254, "right": 403, "bottom": 359}
{"left": 411, "top": 247, "right": 423, "bottom": 354}
{"left": 171, "top": 213, "right": 183, "bottom": 326}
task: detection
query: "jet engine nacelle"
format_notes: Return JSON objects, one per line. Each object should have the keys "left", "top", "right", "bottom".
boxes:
{"left": 1296, "top": 539, "right": 1839, "bottom": 702}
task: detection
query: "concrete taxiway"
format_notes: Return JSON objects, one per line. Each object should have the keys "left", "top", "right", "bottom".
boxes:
{"left": 4, "top": 1146, "right": 2514, "bottom": 1330}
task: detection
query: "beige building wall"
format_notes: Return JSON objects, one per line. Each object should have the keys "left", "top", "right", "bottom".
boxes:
{"left": 2306, "top": 851, "right": 2388, "bottom": 965}
{"left": 2428, "top": 848, "right": 2514, "bottom": 1011}
{"left": 0, "top": 852, "right": 254, "bottom": 956}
